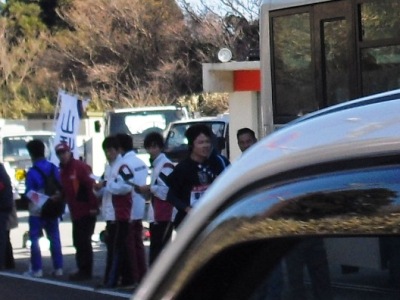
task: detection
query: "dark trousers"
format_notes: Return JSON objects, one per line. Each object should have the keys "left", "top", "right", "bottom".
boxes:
{"left": 104, "top": 221, "right": 130, "bottom": 288}
{"left": 72, "top": 215, "right": 96, "bottom": 276}
{"left": 149, "top": 221, "right": 173, "bottom": 265}
{"left": 0, "top": 211, "right": 8, "bottom": 270}
{"left": 5, "top": 230, "right": 14, "bottom": 269}
{"left": 126, "top": 220, "right": 147, "bottom": 284}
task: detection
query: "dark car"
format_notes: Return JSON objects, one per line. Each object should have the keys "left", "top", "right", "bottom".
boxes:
{"left": 133, "top": 89, "right": 400, "bottom": 300}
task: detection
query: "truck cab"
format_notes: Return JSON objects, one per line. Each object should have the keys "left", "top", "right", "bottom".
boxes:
{"left": 104, "top": 105, "right": 190, "bottom": 167}
{"left": 0, "top": 130, "right": 55, "bottom": 209}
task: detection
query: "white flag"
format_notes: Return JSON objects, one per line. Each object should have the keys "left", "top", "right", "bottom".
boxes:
{"left": 52, "top": 90, "right": 84, "bottom": 163}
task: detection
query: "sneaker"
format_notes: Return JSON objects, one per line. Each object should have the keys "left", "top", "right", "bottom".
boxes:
{"left": 52, "top": 268, "right": 63, "bottom": 277}
{"left": 23, "top": 269, "right": 43, "bottom": 278}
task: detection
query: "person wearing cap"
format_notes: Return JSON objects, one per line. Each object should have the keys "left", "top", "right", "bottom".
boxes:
{"left": 166, "top": 124, "right": 230, "bottom": 229}
{"left": 56, "top": 142, "right": 99, "bottom": 281}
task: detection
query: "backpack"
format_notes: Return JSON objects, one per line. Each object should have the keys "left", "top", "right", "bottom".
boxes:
{"left": 33, "top": 164, "right": 65, "bottom": 219}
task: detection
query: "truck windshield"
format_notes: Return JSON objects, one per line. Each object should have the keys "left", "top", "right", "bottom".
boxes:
{"left": 105, "top": 108, "right": 188, "bottom": 153}
{"left": 166, "top": 121, "right": 227, "bottom": 149}
{"left": 2, "top": 135, "right": 54, "bottom": 161}
{"left": 164, "top": 121, "right": 228, "bottom": 163}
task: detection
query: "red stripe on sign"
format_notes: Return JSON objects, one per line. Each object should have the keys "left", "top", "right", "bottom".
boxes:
{"left": 233, "top": 70, "right": 260, "bottom": 91}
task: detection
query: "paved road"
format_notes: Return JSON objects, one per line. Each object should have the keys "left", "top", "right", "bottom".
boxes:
{"left": 0, "top": 210, "right": 136, "bottom": 299}
{"left": 0, "top": 274, "right": 131, "bottom": 299}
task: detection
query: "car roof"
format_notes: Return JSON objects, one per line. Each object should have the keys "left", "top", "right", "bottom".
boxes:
{"left": 135, "top": 89, "right": 400, "bottom": 298}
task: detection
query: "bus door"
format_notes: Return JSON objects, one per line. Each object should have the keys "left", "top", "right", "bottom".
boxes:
{"left": 313, "top": 0, "right": 358, "bottom": 107}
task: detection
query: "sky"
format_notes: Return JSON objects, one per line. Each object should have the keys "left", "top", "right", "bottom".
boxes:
{"left": 181, "top": 0, "right": 259, "bottom": 20}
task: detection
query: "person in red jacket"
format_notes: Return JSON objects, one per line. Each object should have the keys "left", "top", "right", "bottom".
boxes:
{"left": 55, "top": 142, "right": 99, "bottom": 281}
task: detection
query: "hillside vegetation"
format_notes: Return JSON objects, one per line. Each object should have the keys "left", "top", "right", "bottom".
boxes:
{"left": 0, "top": 0, "right": 260, "bottom": 118}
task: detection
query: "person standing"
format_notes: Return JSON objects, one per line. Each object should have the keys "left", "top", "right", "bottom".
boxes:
{"left": 0, "top": 163, "right": 14, "bottom": 270}
{"left": 167, "top": 124, "right": 230, "bottom": 229}
{"left": 93, "top": 136, "right": 133, "bottom": 288}
{"left": 237, "top": 127, "right": 258, "bottom": 153}
{"left": 24, "top": 139, "right": 63, "bottom": 278}
{"left": 136, "top": 132, "right": 175, "bottom": 265}
{"left": 56, "top": 142, "right": 99, "bottom": 281}
{"left": 116, "top": 133, "right": 148, "bottom": 286}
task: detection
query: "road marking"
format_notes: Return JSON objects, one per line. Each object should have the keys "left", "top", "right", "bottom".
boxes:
{"left": 0, "top": 272, "right": 132, "bottom": 298}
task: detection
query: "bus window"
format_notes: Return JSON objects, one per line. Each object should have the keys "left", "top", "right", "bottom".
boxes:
{"left": 272, "top": 12, "right": 317, "bottom": 123}
{"left": 360, "top": 1, "right": 399, "bottom": 41}
{"left": 362, "top": 46, "right": 400, "bottom": 96}
{"left": 360, "top": 1, "right": 400, "bottom": 96}
{"left": 262, "top": 0, "right": 400, "bottom": 129}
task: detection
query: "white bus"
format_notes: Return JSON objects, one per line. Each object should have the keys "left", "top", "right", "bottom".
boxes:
{"left": 259, "top": 0, "right": 400, "bottom": 137}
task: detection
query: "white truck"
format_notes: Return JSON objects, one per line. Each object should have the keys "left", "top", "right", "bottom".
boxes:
{"left": 104, "top": 105, "right": 190, "bottom": 166}
{"left": 0, "top": 128, "right": 55, "bottom": 209}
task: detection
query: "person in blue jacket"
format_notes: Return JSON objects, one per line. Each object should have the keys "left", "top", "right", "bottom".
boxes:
{"left": 23, "top": 139, "right": 63, "bottom": 278}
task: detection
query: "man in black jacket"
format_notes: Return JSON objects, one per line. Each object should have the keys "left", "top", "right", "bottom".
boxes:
{"left": 167, "top": 124, "right": 229, "bottom": 228}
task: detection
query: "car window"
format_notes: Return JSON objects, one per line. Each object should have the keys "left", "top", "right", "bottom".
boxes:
{"left": 159, "top": 157, "right": 400, "bottom": 300}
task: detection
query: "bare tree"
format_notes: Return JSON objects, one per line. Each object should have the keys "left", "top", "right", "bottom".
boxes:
{"left": 41, "top": 0, "right": 193, "bottom": 109}
{"left": 178, "top": 0, "right": 260, "bottom": 61}
{"left": 0, "top": 14, "right": 51, "bottom": 117}
{"left": 178, "top": 0, "right": 260, "bottom": 22}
